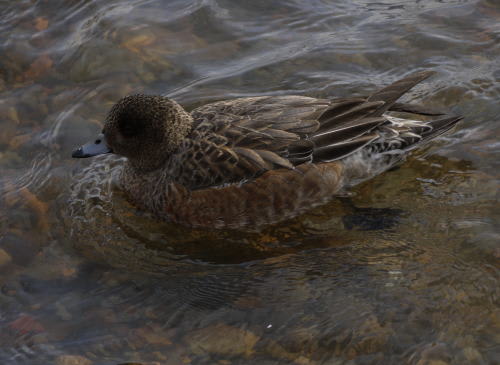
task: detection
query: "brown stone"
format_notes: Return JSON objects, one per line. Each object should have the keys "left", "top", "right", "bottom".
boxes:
{"left": 0, "top": 249, "right": 12, "bottom": 268}
{"left": 8, "top": 314, "right": 44, "bottom": 334}
{"left": 19, "top": 188, "right": 49, "bottom": 232}
{"left": 134, "top": 326, "right": 173, "bottom": 346}
{"left": 55, "top": 356, "right": 93, "bottom": 365}
{"left": 462, "top": 347, "right": 484, "bottom": 363}
{"left": 184, "top": 323, "right": 259, "bottom": 357}
{"left": 9, "top": 133, "right": 32, "bottom": 149}
{"left": 417, "top": 361, "right": 449, "bottom": 365}
{"left": 23, "top": 54, "right": 53, "bottom": 81}
{"left": 34, "top": 17, "right": 49, "bottom": 31}
{"left": 121, "top": 33, "right": 156, "bottom": 54}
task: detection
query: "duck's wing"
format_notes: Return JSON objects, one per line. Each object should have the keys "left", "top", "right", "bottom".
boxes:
{"left": 310, "top": 70, "right": 442, "bottom": 162}
{"left": 181, "top": 96, "right": 330, "bottom": 188}
{"left": 178, "top": 71, "right": 447, "bottom": 189}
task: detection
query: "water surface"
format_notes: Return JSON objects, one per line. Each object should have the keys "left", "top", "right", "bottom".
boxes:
{"left": 0, "top": 0, "right": 499, "bottom": 364}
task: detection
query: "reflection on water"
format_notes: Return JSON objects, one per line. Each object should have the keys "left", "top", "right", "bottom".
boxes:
{"left": 0, "top": 0, "right": 499, "bottom": 364}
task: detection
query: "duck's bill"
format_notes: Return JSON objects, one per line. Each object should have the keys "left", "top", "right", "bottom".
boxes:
{"left": 72, "top": 134, "right": 112, "bottom": 158}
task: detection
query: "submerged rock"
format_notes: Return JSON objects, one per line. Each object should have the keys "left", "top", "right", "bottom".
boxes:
{"left": 184, "top": 323, "right": 259, "bottom": 358}
{"left": 0, "top": 248, "right": 12, "bottom": 268}
{"left": 55, "top": 355, "right": 93, "bottom": 365}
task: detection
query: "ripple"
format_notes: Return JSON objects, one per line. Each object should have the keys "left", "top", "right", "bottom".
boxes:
{"left": 0, "top": 0, "right": 499, "bottom": 363}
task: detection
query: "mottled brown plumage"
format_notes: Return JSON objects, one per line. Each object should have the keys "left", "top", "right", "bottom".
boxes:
{"left": 73, "top": 71, "right": 462, "bottom": 229}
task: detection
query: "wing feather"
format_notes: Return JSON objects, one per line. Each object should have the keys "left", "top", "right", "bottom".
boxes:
{"left": 173, "top": 71, "right": 452, "bottom": 190}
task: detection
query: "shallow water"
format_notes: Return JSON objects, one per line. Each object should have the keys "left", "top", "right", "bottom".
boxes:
{"left": 0, "top": 0, "right": 499, "bottom": 364}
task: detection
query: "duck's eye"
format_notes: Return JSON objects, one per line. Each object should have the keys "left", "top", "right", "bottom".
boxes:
{"left": 119, "top": 122, "right": 144, "bottom": 137}
{"left": 95, "top": 139, "right": 102, "bottom": 144}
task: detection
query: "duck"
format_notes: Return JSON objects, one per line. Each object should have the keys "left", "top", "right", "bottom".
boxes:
{"left": 72, "top": 70, "right": 461, "bottom": 229}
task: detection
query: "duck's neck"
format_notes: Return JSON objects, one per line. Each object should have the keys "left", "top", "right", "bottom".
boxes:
{"left": 126, "top": 155, "right": 169, "bottom": 174}
{"left": 120, "top": 160, "right": 172, "bottom": 213}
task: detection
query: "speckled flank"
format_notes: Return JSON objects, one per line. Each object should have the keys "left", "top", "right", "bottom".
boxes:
{"left": 97, "top": 71, "right": 461, "bottom": 229}
{"left": 125, "top": 161, "right": 344, "bottom": 229}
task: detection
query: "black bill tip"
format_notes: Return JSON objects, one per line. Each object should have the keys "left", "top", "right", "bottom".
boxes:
{"left": 72, "top": 147, "right": 88, "bottom": 158}
{"left": 72, "top": 133, "right": 112, "bottom": 158}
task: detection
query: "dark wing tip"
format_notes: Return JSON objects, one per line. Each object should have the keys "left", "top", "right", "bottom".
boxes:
{"left": 422, "top": 115, "right": 462, "bottom": 141}
{"left": 366, "top": 70, "right": 438, "bottom": 116}
{"left": 313, "top": 134, "right": 379, "bottom": 163}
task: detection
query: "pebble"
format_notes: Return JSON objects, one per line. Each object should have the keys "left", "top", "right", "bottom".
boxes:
{"left": 462, "top": 346, "right": 484, "bottom": 363}
{"left": 8, "top": 314, "right": 44, "bottom": 334}
{"left": 55, "top": 355, "right": 93, "bottom": 365}
{"left": 184, "top": 323, "right": 259, "bottom": 357}
{"left": 121, "top": 33, "right": 156, "bottom": 54}
{"left": 65, "top": 42, "right": 137, "bottom": 83}
{"left": 265, "top": 340, "right": 315, "bottom": 364}
{"left": 134, "top": 325, "right": 173, "bottom": 346}
{"left": 55, "top": 301, "right": 73, "bottom": 321}
{"left": 0, "top": 233, "right": 37, "bottom": 265}
{"left": 32, "top": 333, "right": 49, "bottom": 344}
{"left": 23, "top": 54, "right": 53, "bottom": 81}
{"left": 0, "top": 100, "right": 20, "bottom": 125}
{"left": 0, "top": 248, "right": 13, "bottom": 268}
{"left": 6, "top": 106, "right": 20, "bottom": 124}
{"left": 34, "top": 17, "right": 49, "bottom": 32}
{"left": 412, "top": 342, "right": 452, "bottom": 365}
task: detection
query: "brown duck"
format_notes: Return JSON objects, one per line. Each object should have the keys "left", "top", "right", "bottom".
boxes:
{"left": 72, "top": 71, "right": 461, "bottom": 229}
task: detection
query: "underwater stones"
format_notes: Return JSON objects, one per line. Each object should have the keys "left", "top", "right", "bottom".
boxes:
{"left": 34, "top": 17, "right": 49, "bottom": 32}
{"left": 2, "top": 183, "right": 49, "bottom": 233}
{"left": 23, "top": 54, "right": 53, "bottom": 82}
{"left": 0, "top": 100, "right": 20, "bottom": 125}
{"left": 4, "top": 40, "right": 36, "bottom": 72}
{"left": 4, "top": 105, "right": 18, "bottom": 124}
{"left": 0, "top": 1, "right": 497, "bottom": 364}
{"left": 264, "top": 340, "right": 315, "bottom": 364}
{"left": 0, "top": 233, "right": 37, "bottom": 266}
{"left": 461, "top": 346, "right": 484, "bottom": 363}
{"left": 18, "top": 84, "right": 50, "bottom": 118}
{"left": 55, "top": 301, "right": 72, "bottom": 321}
{"left": 55, "top": 355, "right": 93, "bottom": 365}
{"left": 8, "top": 314, "right": 45, "bottom": 335}
{"left": 184, "top": 323, "right": 259, "bottom": 358}
{"left": 9, "top": 133, "right": 33, "bottom": 150}
{"left": 409, "top": 342, "right": 452, "bottom": 365}
{"left": 133, "top": 325, "right": 174, "bottom": 347}
{"left": 0, "top": 248, "right": 12, "bottom": 268}
{"left": 19, "top": 187, "right": 49, "bottom": 233}
{"left": 49, "top": 88, "right": 84, "bottom": 113}
{"left": 32, "top": 244, "right": 81, "bottom": 280}
{"left": 121, "top": 33, "right": 156, "bottom": 54}
{"left": 64, "top": 41, "right": 138, "bottom": 83}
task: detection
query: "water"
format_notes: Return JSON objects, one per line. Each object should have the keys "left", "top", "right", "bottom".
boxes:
{"left": 0, "top": 0, "right": 499, "bottom": 364}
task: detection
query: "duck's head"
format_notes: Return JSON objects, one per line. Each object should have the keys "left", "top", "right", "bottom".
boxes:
{"left": 72, "top": 94, "right": 193, "bottom": 171}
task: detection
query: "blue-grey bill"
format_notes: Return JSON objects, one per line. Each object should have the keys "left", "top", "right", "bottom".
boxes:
{"left": 72, "top": 134, "right": 112, "bottom": 158}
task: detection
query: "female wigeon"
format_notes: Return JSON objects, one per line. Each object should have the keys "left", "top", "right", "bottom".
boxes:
{"left": 73, "top": 71, "right": 461, "bottom": 229}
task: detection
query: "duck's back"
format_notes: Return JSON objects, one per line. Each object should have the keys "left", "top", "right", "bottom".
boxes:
{"left": 127, "top": 71, "right": 461, "bottom": 228}
{"left": 168, "top": 71, "right": 459, "bottom": 192}
{"left": 170, "top": 95, "right": 327, "bottom": 189}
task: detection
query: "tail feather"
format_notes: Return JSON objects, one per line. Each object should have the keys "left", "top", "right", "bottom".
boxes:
{"left": 367, "top": 70, "right": 436, "bottom": 116}
{"left": 312, "top": 71, "right": 462, "bottom": 169}
{"left": 389, "top": 102, "right": 447, "bottom": 116}
{"left": 421, "top": 115, "right": 463, "bottom": 142}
